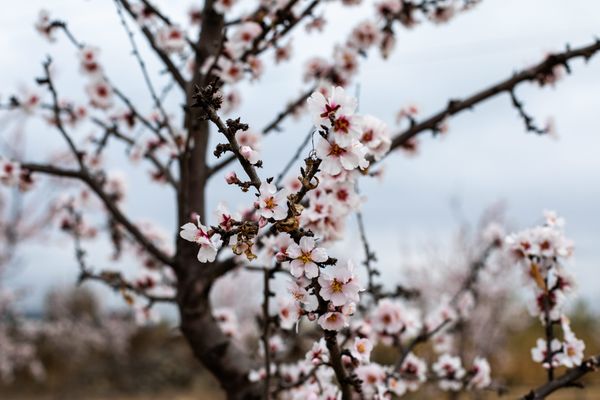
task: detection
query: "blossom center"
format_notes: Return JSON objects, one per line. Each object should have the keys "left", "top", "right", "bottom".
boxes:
{"left": 333, "top": 116, "right": 350, "bottom": 133}
{"left": 330, "top": 279, "right": 344, "bottom": 293}
{"left": 328, "top": 143, "right": 345, "bottom": 157}
{"left": 264, "top": 196, "right": 276, "bottom": 209}
{"left": 320, "top": 103, "right": 340, "bottom": 119}
{"left": 299, "top": 251, "right": 312, "bottom": 265}
{"left": 97, "top": 86, "right": 108, "bottom": 97}
{"left": 336, "top": 189, "right": 348, "bottom": 201}
{"left": 194, "top": 228, "right": 208, "bottom": 241}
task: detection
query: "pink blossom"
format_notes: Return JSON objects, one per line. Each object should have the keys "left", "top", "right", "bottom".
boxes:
{"left": 318, "top": 260, "right": 361, "bottom": 306}
{"left": 85, "top": 79, "right": 114, "bottom": 110}
{"left": 349, "top": 337, "right": 372, "bottom": 363}
{"left": 315, "top": 136, "right": 368, "bottom": 175}
{"left": 232, "top": 22, "right": 262, "bottom": 50}
{"left": 287, "top": 236, "right": 328, "bottom": 279}
{"left": 34, "top": 9, "right": 57, "bottom": 42}
{"left": 531, "top": 338, "right": 561, "bottom": 368}
{"left": 278, "top": 299, "right": 300, "bottom": 330}
{"left": 317, "top": 311, "right": 347, "bottom": 331}
{"left": 468, "top": 357, "right": 491, "bottom": 389}
{"left": 432, "top": 354, "right": 465, "bottom": 391}
{"left": 240, "top": 145, "right": 260, "bottom": 164}
{"left": 179, "top": 217, "right": 222, "bottom": 263}
{"left": 558, "top": 335, "right": 585, "bottom": 368}
{"left": 214, "top": 0, "right": 237, "bottom": 15}
{"left": 79, "top": 46, "right": 103, "bottom": 77}
{"left": 307, "top": 86, "right": 357, "bottom": 130}
{"left": 156, "top": 26, "right": 186, "bottom": 54}
{"left": 225, "top": 171, "right": 239, "bottom": 185}
{"left": 359, "top": 115, "right": 391, "bottom": 160}
{"left": 349, "top": 20, "right": 381, "bottom": 51}
{"left": 257, "top": 182, "right": 288, "bottom": 221}
{"left": 399, "top": 352, "right": 427, "bottom": 391}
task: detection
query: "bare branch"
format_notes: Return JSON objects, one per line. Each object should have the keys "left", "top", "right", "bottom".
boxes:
{"left": 113, "top": 0, "right": 178, "bottom": 142}
{"left": 384, "top": 39, "right": 600, "bottom": 157}
{"left": 65, "top": 205, "right": 175, "bottom": 305}
{"left": 79, "top": 270, "right": 175, "bottom": 304}
{"left": 117, "top": 0, "right": 187, "bottom": 90}
{"left": 510, "top": 89, "right": 548, "bottom": 135}
{"left": 38, "top": 58, "right": 85, "bottom": 169}
{"left": 90, "top": 117, "right": 179, "bottom": 188}
{"left": 208, "top": 86, "right": 316, "bottom": 178}
{"left": 240, "top": 0, "right": 322, "bottom": 63}
{"left": 53, "top": 20, "right": 170, "bottom": 139}
{"left": 192, "top": 85, "right": 262, "bottom": 189}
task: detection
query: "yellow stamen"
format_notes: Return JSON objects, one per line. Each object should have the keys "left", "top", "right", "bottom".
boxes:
{"left": 299, "top": 252, "right": 312, "bottom": 264}
{"left": 331, "top": 279, "right": 344, "bottom": 293}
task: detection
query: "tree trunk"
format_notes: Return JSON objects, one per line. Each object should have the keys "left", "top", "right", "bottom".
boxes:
{"left": 174, "top": 1, "right": 261, "bottom": 398}
{"left": 176, "top": 266, "right": 261, "bottom": 399}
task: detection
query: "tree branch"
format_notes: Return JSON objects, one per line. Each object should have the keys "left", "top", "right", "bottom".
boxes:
{"left": 207, "top": 86, "right": 315, "bottom": 178}
{"left": 21, "top": 162, "right": 175, "bottom": 267}
{"left": 384, "top": 39, "right": 600, "bottom": 157}
{"left": 117, "top": 0, "right": 187, "bottom": 90}
{"left": 38, "top": 58, "right": 85, "bottom": 170}
{"left": 192, "top": 85, "right": 262, "bottom": 189}
{"left": 520, "top": 355, "right": 600, "bottom": 400}
{"left": 113, "top": 0, "right": 178, "bottom": 141}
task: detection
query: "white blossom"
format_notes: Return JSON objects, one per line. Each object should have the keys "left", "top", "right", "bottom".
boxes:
{"left": 257, "top": 182, "right": 288, "bottom": 221}
{"left": 287, "top": 236, "right": 328, "bottom": 279}
{"left": 179, "top": 217, "right": 222, "bottom": 263}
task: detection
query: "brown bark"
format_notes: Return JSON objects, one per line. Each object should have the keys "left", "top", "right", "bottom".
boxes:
{"left": 175, "top": 1, "right": 261, "bottom": 398}
{"left": 176, "top": 269, "right": 260, "bottom": 399}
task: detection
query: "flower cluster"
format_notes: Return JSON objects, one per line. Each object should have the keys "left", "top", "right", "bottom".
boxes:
{"left": 76, "top": 45, "right": 114, "bottom": 110}
{"left": 0, "top": 158, "right": 33, "bottom": 191}
{"left": 506, "top": 211, "right": 586, "bottom": 369}
{"left": 309, "top": 86, "right": 390, "bottom": 176}
{"left": 34, "top": 9, "right": 58, "bottom": 42}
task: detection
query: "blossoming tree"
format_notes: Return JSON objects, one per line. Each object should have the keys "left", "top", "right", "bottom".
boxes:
{"left": 1, "top": 0, "right": 599, "bottom": 399}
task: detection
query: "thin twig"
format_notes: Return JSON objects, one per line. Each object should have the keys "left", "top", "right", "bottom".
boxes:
{"left": 275, "top": 127, "right": 314, "bottom": 187}
{"left": 113, "top": 0, "right": 178, "bottom": 142}
{"left": 510, "top": 89, "right": 548, "bottom": 135}
{"left": 117, "top": 0, "right": 187, "bottom": 89}
{"left": 38, "top": 58, "right": 85, "bottom": 170}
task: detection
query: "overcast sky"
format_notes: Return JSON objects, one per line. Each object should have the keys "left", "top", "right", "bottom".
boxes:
{"left": 1, "top": 0, "right": 599, "bottom": 313}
